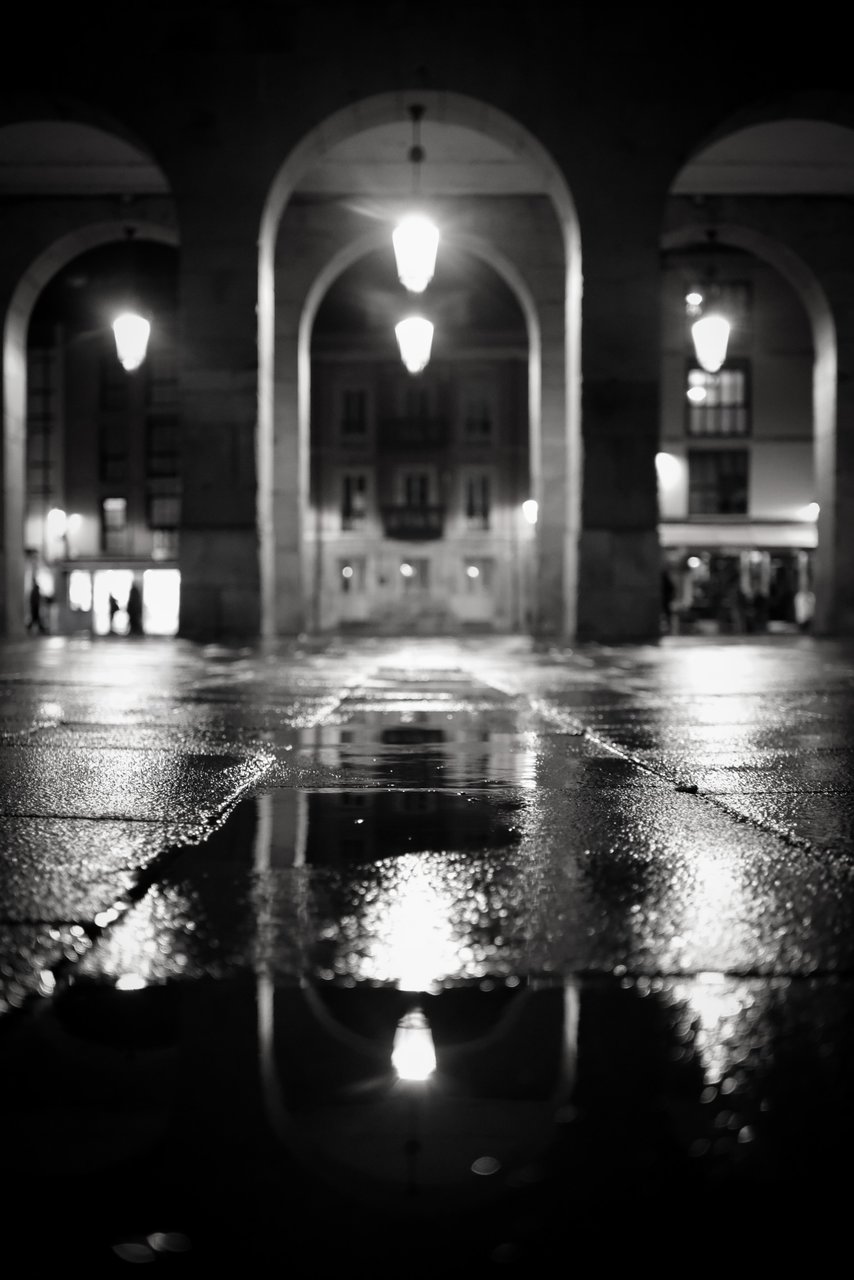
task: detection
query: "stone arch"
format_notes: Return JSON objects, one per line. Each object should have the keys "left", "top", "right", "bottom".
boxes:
{"left": 297, "top": 227, "right": 543, "bottom": 634}
{"left": 2, "top": 220, "right": 178, "bottom": 634}
{"left": 660, "top": 223, "right": 836, "bottom": 634}
{"left": 258, "top": 90, "right": 580, "bottom": 639}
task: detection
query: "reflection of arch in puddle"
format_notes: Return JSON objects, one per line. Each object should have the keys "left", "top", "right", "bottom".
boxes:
{"left": 298, "top": 708, "right": 539, "bottom": 789}
{"left": 257, "top": 974, "right": 580, "bottom": 1225}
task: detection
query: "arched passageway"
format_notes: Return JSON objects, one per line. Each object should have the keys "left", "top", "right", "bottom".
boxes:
{"left": 306, "top": 238, "right": 536, "bottom": 634}
{"left": 662, "top": 113, "right": 854, "bottom": 636}
{"left": 2, "top": 213, "right": 178, "bottom": 636}
{"left": 258, "top": 91, "right": 581, "bottom": 640}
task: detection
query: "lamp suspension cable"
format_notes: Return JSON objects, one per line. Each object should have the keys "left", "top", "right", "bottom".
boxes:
{"left": 392, "top": 103, "right": 440, "bottom": 296}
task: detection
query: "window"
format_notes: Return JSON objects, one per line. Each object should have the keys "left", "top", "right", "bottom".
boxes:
{"left": 101, "top": 496, "right": 129, "bottom": 552}
{"left": 26, "top": 347, "right": 59, "bottom": 507}
{"left": 464, "top": 472, "right": 491, "bottom": 529}
{"left": 99, "top": 416, "right": 129, "bottom": 484}
{"left": 340, "top": 388, "right": 369, "bottom": 443}
{"left": 100, "top": 351, "right": 130, "bottom": 412}
{"left": 146, "top": 348, "right": 182, "bottom": 537}
{"left": 688, "top": 449, "right": 749, "bottom": 516}
{"left": 148, "top": 491, "right": 181, "bottom": 529}
{"left": 462, "top": 379, "right": 495, "bottom": 443}
{"left": 400, "top": 469, "right": 432, "bottom": 508}
{"left": 686, "top": 361, "right": 750, "bottom": 437}
{"left": 341, "top": 471, "right": 369, "bottom": 530}
{"left": 403, "top": 383, "right": 434, "bottom": 420}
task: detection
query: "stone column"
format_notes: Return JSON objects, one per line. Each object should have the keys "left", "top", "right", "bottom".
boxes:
{"left": 818, "top": 265, "right": 854, "bottom": 635}
{"left": 575, "top": 192, "right": 663, "bottom": 642}
{"left": 177, "top": 209, "right": 262, "bottom": 641}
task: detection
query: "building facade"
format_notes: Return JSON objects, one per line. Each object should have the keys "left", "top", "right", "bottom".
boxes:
{"left": 659, "top": 243, "right": 817, "bottom": 633}
{"left": 1, "top": 6, "right": 853, "bottom": 643}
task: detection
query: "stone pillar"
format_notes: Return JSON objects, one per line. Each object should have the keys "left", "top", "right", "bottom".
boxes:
{"left": 177, "top": 211, "right": 262, "bottom": 641}
{"left": 575, "top": 194, "right": 663, "bottom": 642}
{"left": 818, "top": 275, "right": 854, "bottom": 635}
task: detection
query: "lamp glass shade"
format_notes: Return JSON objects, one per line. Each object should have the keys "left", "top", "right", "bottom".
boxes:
{"left": 691, "top": 313, "right": 730, "bottom": 373}
{"left": 113, "top": 311, "right": 151, "bottom": 371}
{"left": 392, "top": 213, "right": 439, "bottom": 293}
{"left": 391, "top": 1008, "right": 436, "bottom": 1081}
{"left": 395, "top": 316, "right": 434, "bottom": 374}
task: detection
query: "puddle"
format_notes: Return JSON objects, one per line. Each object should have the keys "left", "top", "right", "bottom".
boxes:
{"left": 10, "top": 964, "right": 853, "bottom": 1268}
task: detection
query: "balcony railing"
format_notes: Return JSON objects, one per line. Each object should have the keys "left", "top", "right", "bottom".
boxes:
{"left": 377, "top": 417, "right": 449, "bottom": 449}
{"left": 380, "top": 504, "right": 445, "bottom": 540}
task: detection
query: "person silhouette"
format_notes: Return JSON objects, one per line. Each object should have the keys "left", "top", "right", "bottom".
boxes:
{"left": 126, "top": 583, "right": 143, "bottom": 635}
{"left": 26, "top": 578, "right": 47, "bottom": 634}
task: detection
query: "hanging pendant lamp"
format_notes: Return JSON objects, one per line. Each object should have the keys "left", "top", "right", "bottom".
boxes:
{"left": 393, "top": 105, "right": 440, "bottom": 294}
{"left": 395, "top": 315, "right": 434, "bottom": 374}
{"left": 691, "top": 312, "right": 730, "bottom": 373}
{"left": 391, "top": 1005, "right": 436, "bottom": 1081}
{"left": 689, "top": 229, "right": 731, "bottom": 374}
{"left": 112, "top": 226, "right": 151, "bottom": 371}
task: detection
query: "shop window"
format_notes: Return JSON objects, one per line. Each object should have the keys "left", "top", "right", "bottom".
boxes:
{"left": 687, "top": 449, "right": 749, "bottom": 516}
{"left": 68, "top": 569, "right": 93, "bottom": 613}
{"left": 685, "top": 360, "right": 750, "bottom": 437}
{"left": 341, "top": 471, "right": 369, "bottom": 530}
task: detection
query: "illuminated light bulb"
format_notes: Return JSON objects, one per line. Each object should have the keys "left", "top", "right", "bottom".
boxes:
{"left": 113, "top": 311, "right": 151, "bottom": 371}
{"left": 395, "top": 315, "right": 434, "bottom": 374}
{"left": 522, "top": 499, "right": 538, "bottom": 525}
{"left": 392, "top": 214, "right": 440, "bottom": 293}
{"left": 691, "top": 313, "right": 730, "bottom": 373}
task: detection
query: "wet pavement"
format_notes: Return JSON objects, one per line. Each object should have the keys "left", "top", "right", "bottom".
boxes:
{"left": 1, "top": 631, "right": 853, "bottom": 1269}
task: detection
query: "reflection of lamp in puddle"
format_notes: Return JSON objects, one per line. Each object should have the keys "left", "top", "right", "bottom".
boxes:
{"left": 391, "top": 1004, "right": 436, "bottom": 1082}
{"left": 391, "top": 999, "right": 436, "bottom": 1198}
